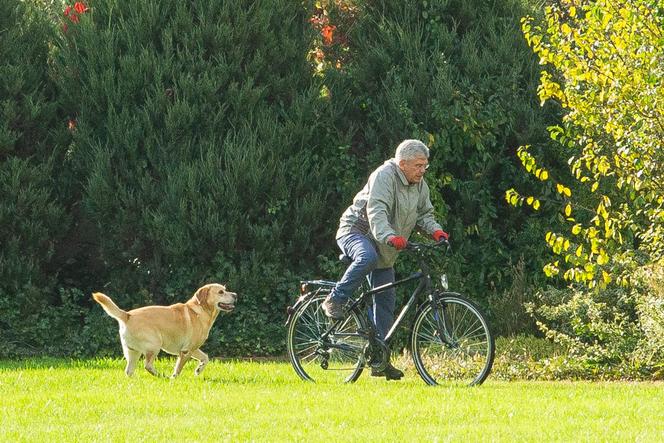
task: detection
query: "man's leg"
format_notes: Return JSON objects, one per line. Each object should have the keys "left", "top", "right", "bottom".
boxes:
{"left": 323, "top": 234, "right": 378, "bottom": 319}
{"left": 368, "top": 267, "right": 403, "bottom": 380}
{"left": 368, "top": 267, "right": 396, "bottom": 340}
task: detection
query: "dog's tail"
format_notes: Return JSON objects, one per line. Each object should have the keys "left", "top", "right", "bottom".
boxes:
{"left": 92, "top": 292, "right": 129, "bottom": 323}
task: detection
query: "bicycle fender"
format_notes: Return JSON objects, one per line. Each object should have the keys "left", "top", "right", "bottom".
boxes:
{"left": 285, "top": 294, "right": 308, "bottom": 326}
{"left": 285, "top": 289, "right": 328, "bottom": 326}
{"left": 414, "top": 291, "right": 463, "bottom": 314}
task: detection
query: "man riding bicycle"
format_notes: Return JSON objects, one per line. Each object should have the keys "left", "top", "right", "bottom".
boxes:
{"left": 322, "top": 139, "right": 449, "bottom": 380}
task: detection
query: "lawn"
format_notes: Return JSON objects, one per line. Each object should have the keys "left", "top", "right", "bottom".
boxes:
{"left": 1, "top": 358, "right": 662, "bottom": 442}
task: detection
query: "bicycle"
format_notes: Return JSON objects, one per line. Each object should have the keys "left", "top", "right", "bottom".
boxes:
{"left": 286, "top": 239, "right": 495, "bottom": 386}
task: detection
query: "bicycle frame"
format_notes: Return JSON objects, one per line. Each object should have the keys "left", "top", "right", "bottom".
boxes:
{"left": 321, "top": 249, "right": 436, "bottom": 348}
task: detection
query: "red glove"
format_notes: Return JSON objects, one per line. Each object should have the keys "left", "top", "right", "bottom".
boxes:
{"left": 387, "top": 235, "right": 408, "bottom": 250}
{"left": 433, "top": 230, "right": 449, "bottom": 242}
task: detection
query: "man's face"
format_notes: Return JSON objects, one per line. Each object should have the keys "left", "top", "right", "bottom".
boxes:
{"left": 398, "top": 156, "right": 429, "bottom": 184}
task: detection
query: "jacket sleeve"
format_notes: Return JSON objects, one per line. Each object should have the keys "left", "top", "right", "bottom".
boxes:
{"left": 416, "top": 180, "right": 443, "bottom": 235}
{"left": 366, "top": 169, "right": 397, "bottom": 244}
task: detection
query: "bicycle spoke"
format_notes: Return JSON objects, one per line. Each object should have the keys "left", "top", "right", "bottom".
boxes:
{"left": 412, "top": 297, "right": 494, "bottom": 386}
{"left": 287, "top": 295, "right": 367, "bottom": 383}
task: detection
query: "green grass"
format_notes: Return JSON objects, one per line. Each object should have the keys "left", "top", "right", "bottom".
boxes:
{"left": 1, "top": 358, "right": 662, "bottom": 442}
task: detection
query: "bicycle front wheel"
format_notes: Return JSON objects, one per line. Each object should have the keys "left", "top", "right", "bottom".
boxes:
{"left": 411, "top": 294, "right": 495, "bottom": 386}
{"left": 287, "top": 294, "right": 368, "bottom": 383}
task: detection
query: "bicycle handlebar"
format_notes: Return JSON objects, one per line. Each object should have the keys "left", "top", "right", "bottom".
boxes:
{"left": 386, "top": 238, "right": 450, "bottom": 252}
{"left": 405, "top": 238, "right": 450, "bottom": 252}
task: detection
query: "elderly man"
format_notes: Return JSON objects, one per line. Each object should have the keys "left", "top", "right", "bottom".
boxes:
{"left": 322, "top": 139, "right": 448, "bottom": 380}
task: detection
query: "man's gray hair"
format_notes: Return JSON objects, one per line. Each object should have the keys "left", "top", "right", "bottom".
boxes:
{"left": 395, "top": 139, "right": 429, "bottom": 162}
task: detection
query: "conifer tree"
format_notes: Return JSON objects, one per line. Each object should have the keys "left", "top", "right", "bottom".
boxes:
{"left": 319, "top": 0, "right": 562, "bottom": 310}
{"left": 0, "top": 0, "right": 71, "bottom": 353}
{"left": 53, "top": 0, "right": 340, "bottom": 354}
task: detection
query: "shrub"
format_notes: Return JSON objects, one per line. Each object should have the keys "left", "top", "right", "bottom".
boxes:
{"left": 491, "top": 334, "right": 652, "bottom": 381}
{"left": 319, "top": 0, "right": 564, "bottom": 314}
{"left": 632, "top": 264, "right": 664, "bottom": 376}
{"left": 0, "top": 0, "right": 72, "bottom": 356}
{"left": 50, "top": 0, "right": 343, "bottom": 356}
{"left": 488, "top": 257, "right": 538, "bottom": 336}
{"left": 529, "top": 285, "right": 638, "bottom": 363}
{"left": 527, "top": 277, "right": 663, "bottom": 378}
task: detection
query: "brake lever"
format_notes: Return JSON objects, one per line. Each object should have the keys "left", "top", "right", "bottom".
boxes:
{"left": 435, "top": 238, "right": 450, "bottom": 248}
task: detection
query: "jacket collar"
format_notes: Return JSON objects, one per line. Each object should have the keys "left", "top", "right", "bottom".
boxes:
{"left": 387, "top": 158, "right": 412, "bottom": 186}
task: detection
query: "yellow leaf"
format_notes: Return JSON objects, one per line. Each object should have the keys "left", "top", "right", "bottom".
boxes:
{"left": 533, "top": 200, "right": 541, "bottom": 210}
{"left": 527, "top": 196, "right": 534, "bottom": 205}
{"left": 572, "top": 224, "right": 582, "bottom": 235}
{"left": 597, "top": 250, "right": 609, "bottom": 265}
{"left": 540, "top": 170, "right": 549, "bottom": 181}
{"left": 564, "top": 204, "right": 572, "bottom": 217}
{"left": 602, "top": 271, "right": 612, "bottom": 284}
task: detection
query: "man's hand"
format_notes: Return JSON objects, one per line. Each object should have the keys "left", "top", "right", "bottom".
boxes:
{"left": 387, "top": 235, "right": 408, "bottom": 250}
{"left": 433, "top": 230, "right": 449, "bottom": 242}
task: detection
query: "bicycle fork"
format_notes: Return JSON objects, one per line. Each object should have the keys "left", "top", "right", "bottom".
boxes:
{"left": 430, "top": 295, "right": 458, "bottom": 348}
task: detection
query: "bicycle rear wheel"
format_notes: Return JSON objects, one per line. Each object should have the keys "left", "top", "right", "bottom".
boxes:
{"left": 411, "top": 294, "right": 495, "bottom": 386}
{"left": 287, "top": 294, "right": 367, "bottom": 383}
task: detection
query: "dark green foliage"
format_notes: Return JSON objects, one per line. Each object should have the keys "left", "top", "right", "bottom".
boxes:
{"left": 49, "top": 0, "right": 342, "bottom": 356}
{"left": 2, "top": 0, "right": 572, "bottom": 358}
{"left": 323, "top": 0, "right": 566, "bottom": 314}
{"left": 0, "top": 0, "right": 71, "bottom": 355}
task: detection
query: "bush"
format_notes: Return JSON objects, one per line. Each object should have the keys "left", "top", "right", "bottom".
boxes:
{"left": 50, "top": 0, "right": 345, "bottom": 356}
{"left": 319, "top": 0, "right": 564, "bottom": 313}
{"left": 632, "top": 264, "right": 664, "bottom": 376}
{"left": 0, "top": 0, "right": 584, "bottom": 357}
{"left": 488, "top": 257, "right": 538, "bottom": 336}
{"left": 0, "top": 0, "right": 72, "bottom": 356}
{"left": 527, "top": 270, "right": 664, "bottom": 379}
{"left": 491, "top": 334, "right": 653, "bottom": 381}
{"left": 529, "top": 285, "right": 640, "bottom": 363}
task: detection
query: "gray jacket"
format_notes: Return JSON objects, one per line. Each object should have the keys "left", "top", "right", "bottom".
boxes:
{"left": 336, "top": 159, "right": 443, "bottom": 268}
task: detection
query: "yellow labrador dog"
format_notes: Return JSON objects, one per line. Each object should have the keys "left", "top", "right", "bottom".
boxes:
{"left": 93, "top": 283, "right": 236, "bottom": 378}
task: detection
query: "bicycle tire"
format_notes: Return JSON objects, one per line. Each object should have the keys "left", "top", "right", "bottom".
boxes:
{"left": 411, "top": 294, "right": 495, "bottom": 386}
{"left": 287, "top": 294, "right": 368, "bottom": 383}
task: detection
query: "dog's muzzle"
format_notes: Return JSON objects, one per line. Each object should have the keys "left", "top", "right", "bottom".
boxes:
{"left": 217, "top": 302, "right": 234, "bottom": 312}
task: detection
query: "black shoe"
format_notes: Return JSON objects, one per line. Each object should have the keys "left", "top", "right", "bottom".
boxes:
{"left": 321, "top": 296, "right": 346, "bottom": 320}
{"left": 371, "top": 363, "right": 404, "bottom": 380}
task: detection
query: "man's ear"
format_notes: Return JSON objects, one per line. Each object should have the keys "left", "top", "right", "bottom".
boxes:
{"left": 195, "top": 286, "right": 210, "bottom": 304}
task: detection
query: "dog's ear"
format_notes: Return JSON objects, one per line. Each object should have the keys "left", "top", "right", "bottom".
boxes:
{"left": 195, "top": 286, "right": 210, "bottom": 305}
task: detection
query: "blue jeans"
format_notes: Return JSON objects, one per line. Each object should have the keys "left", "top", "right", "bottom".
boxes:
{"left": 330, "top": 233, "right": 396, "bottom": 339}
